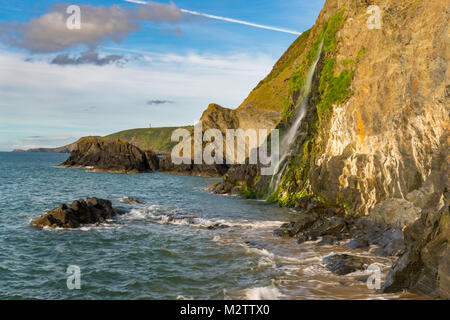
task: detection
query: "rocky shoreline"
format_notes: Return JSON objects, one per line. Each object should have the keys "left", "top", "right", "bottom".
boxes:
{"left": 37, "top": 0, "right": 448, "bottom": 299}
{"left": 271, "top": 193, "right": 449, "bottom": 298}
{"left": 205, "top": 158, "right": 449, "bottom": 299}
{"left": 31, "top": 190, "right": 448, "bottom": 299}
{"left": 56, "top": 136, "right": 449, "bottom": 299}
{"left": 60, "top": 137, "right": 230, "bottom": 177}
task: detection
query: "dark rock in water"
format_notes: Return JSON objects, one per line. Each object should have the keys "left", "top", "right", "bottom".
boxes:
{"left": 273, "top": 222, "right": 295, "bottom": 238}
{"left": 291, "top": 212, "right": 319, "bottom": 235}
{"left": 120, "top": 196, "right": 142, "bottom": 204}
{"left": 274, "top": 200, "right": 353, "bottom": 246}
{"left": 159, "top": 155, "right": 229, "bottom": 177}
{"left": 205, "top": 223, "right": 229, "bottom": 230}
{"left": 317, "top": 235, "right": 338, "bottom": 246}
{"left": 297, "top": 234, "right": 310, "bottom": 244}
{"left": 354, "top": 275, "right": 370, "bottom": 283}
{"left": 383, "top": 202, "right": 450, "bottom": 299}
{"left": 345, "top": 238, "right": 370, "bottom": 250}
{"left": 322, "top": 216, "right": 348, "bottom": 236}
{"left": 323, "top": 254, "right": 372, "bottom": 276}
{"left": 61, "top": 137, "right": 157, "bottom": 173}
{"left": 31, "top": 198, "right": 121, "bottom": 228}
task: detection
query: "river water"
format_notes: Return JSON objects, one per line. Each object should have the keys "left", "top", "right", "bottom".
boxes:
{"left": 0, "top": 152, "right": 422, "bottom": 299}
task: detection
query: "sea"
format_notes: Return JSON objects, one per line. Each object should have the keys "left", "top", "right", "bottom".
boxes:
{"left": 0, "top": 152, "right": 422, "bottom": 299}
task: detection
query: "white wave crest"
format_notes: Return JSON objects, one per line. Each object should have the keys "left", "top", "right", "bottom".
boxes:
{"left": 124, "top": 204, "right": 285, "bottom": 232}
{"left": 243, "top": 285, "right": 283, "bottom": 300}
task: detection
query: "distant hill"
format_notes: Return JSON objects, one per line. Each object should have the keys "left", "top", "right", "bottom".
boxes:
{"left": 13, "top": 126, "right": 193, "bottom": 154}
{"left": 103, "top": 126, "right": 193, "bottom": 153}
{"left": 12, "top": 136, "right": 100, "bottom": 153}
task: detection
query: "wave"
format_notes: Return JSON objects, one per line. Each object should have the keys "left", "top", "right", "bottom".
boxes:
{"left": 33, "top": 202, "right": 285, "bottom": 235}
{"left": 38, "top": 217, "right": 119, "bottom": 232}
{"left": 257, "top": 256, "right": 277, "bottom": 269}
{"left": 124, "top": 204, "right": 285, "bottom": 232}
{"left": 125, "top": 206, "right": 229, "bottom": 230}
{"left": 243, "top": 284, "right": 283, "bottom": 300}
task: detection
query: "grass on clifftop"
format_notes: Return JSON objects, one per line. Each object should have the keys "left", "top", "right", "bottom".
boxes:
{"left": 104, "top": 126, "right": 193, "bottom": 153}
{"left": 237, "top": 29, "right": 311, "bottom": 114}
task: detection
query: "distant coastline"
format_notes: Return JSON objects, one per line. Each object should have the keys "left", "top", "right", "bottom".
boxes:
{"left": 11, "top": 136, "right": 101, "bottom": 153}
{"left": 12, "top": 148, "right": 70, "bottom": 153}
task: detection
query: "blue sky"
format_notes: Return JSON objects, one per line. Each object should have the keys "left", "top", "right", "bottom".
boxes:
{"left": 0, "top": 0, "right": 325, "bottom": 151}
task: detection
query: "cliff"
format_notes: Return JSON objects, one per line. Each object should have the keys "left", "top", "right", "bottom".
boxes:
{"left": 60, "top": 137, "right": 227, "bottom": 177}
{"left": 214, "top": 0, "right": 448, "bottom": 214}
{"left": 198, "top": 29, "right": 312, "bottom": 138}
{"left": 60, "top": 137, "right": 157, "bottom": 173}
{"left": 208, "top": 0, "right": 449, "bottom": 298}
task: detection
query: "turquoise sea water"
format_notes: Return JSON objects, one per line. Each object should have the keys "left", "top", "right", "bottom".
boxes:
{"left": 0, "top": 152, "right": 421, "bottom": 300}
{"left": 0, "top": 152, "right": 294, "bottom": 299}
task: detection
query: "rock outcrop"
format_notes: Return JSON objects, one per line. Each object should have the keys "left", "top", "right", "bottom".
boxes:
{"left": 158, "top": 154, "right": 229, "bottom": 177}
{"left": 273, "top": 199, "right": 353, "bottom": 245}
{"left": 209, "top": 163, "right": 261, "bottom": 195}
{"left": 60, "top": 136, "right": 229, "bottom": 176}
{"left": 31, "top": 198, "right": 121, "bottom": 228}
{"left": 60, "top": 137, "right": 158, "bottom": 173}
{"left": 276, "top": 0, "right": 448, "bottom": 215}
{"left": 120, "top": 196, "right": 142, "bottom": 204}
{"left": 210, "top": 0, "right": 449, "bottom": 212}
{"left": 323, "top": 254, "right": 372, "bottom": 276}
{"left": 383, "top": 195, "right": 449, "bottom": 299}
{"left": 145, "top": 150, "right": 160, "bottom": 171}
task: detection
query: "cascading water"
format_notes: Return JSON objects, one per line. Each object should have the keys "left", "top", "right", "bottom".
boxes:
{"left": 268, "top": 41, "right": 323, "bottom": 197}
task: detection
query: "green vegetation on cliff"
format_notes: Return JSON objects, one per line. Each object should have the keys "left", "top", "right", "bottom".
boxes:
{"left": 275, "top": 8, "right": 363, "bottom": 208}
{"left": 104, "top": 126, "right": 193, "bottom": 153}
{"left": 238, "top": 29, "right": 311, "bottom": 114}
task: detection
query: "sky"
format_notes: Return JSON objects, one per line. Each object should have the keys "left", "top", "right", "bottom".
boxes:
{"left": 0, "top": 0, "right": 325, "bottom": 151}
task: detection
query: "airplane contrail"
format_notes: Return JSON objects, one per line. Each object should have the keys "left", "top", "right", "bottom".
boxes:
{"left": 123, "top": 0, "right": 302, "bottom": 35}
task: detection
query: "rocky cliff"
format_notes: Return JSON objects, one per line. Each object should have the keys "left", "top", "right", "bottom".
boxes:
{"left": 208, "top": 0, "right": 449, "bottom": 298}
{"left": 60, "top": 137, "right": 157, "bottom": 173}
{"left": 269, "top": 0, "right": 448, "bottom": 216}
{"left": 213, "top": 0, "right": 449, "bottom": 215}
{"left": 383, "top": 195, "right": 449, "bottom": 299}
{"left": 60, "top": 137, "right": 227, "bottom": 176}
{"left": 198, "top": 29, "right": 312, "bottom": 140}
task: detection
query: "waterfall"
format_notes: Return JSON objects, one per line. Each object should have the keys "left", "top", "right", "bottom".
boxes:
{"left": 267, "top": 41, "right": 323, "bottom": 197}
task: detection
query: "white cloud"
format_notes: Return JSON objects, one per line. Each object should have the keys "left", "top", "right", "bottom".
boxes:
{"left": 0, "top": 3, "right": 185, "bottom": 53}
{"left": 0, "top": 49, "right": 275, "bottom": 150}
